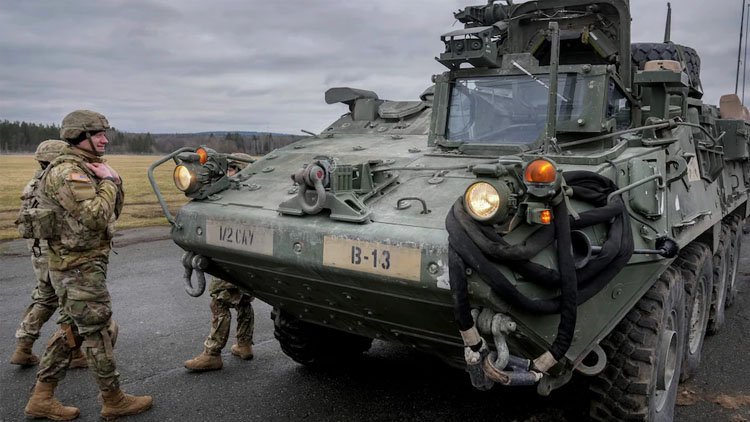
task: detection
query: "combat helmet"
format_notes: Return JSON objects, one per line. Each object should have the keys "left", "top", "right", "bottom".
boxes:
{"left": 60, "top": 110, "right": 110, "bottom": 142}
{"left": 34, "top": 139, "right": 68, "bottom": 164}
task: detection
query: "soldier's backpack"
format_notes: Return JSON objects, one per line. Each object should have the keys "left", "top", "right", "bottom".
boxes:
{"left": 15, "top": 170, "right": 58, "bottom": 241}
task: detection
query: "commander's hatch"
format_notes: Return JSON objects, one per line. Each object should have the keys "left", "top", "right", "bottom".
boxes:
{"left": 439, "top": 0, "right": 632, "bottom": 90}
{"left": 508, "top": 0, "right": 632, "bottom": 89}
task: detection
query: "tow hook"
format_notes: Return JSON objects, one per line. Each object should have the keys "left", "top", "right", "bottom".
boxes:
{"left": 291, "top": 160, "right": 332, "bottom": 214}
{"left": 481, "top": 312, "right": 542, "bottom": 386}
{"left": 182, "top": 251, "right": 209, "bottom": 297}
{"left": 461, "top": 310, "right": 544, "bottom": 389}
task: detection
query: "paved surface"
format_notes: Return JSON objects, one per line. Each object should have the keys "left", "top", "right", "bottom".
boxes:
{"left": 0, "top": 230, "right": 749, "bottom": 421}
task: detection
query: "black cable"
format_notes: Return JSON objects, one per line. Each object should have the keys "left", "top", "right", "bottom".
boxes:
{"left": 548, "top": 194, "right": 577, "bottom": 360}
{"left": 445, "top": 171, "right": 633, "bottom": 360}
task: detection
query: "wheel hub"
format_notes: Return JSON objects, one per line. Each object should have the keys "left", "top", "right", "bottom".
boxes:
{"left": 688, "top": 278, "right": 706, "bottom": 354}
{"left": 655, "top": 328, "right": 677, "bottom": 410}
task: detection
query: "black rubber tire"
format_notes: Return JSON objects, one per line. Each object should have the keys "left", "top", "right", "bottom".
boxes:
{"left": 674, "top": 242, "right": 712, "bottom": 382}
{"left": 272, "top": 308, "right": 373, "bottom": 366}
{"left": 707, "top": 223, "right": 731, "bottom": 334}
{"left": 590, "top": 267, "right": 686, "bottom": 422}
{"left": 724, "top": 215, "right": 744, "bottom": 308}
{"left": 631, "top": 43, "right": 702, "bottom": 94}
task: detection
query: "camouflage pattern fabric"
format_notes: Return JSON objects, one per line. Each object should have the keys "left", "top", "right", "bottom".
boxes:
{"left": 40, "top": 146, "right": 124, "bottom": 271}
{"left": 15, "top": 173, "right": 58, "bottom": 341}
{"left": 60, "top": 109, "right": 109, "bottom": 141}
{"left": 15, "top": 240, "right": 57, "bottom": 341}
{"left": 203, "top": 278, "right": 255, "bottom": 355}
{"left": 37, "top": 261, "right": 120, "bottom": 391}
{"left": 17, "top": 169, "right": 42, "bottom": 217}
{"left": 35, "top": 146, "right": 123, "bottom": 392}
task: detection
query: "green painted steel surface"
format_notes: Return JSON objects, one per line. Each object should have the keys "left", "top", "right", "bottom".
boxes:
{"left": 158, "top": 0, "right": 748, "bottom": 381}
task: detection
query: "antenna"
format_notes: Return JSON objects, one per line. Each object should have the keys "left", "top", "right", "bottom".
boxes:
{"left": 744, "top": 4, "right": 750, "bottom": 104}
{"left": 736, "top": 0, "right": 747, "bottom": 94}
{"left": 663, "top": 2, "right": 672, "bottom": 43}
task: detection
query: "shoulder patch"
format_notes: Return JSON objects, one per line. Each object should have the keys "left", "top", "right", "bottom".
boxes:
{"left": 67, "top": 172, "right": 92, "bottom": 183}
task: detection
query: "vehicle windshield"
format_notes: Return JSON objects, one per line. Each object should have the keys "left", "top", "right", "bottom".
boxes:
{"left": 446, "top": 74, "right": 586, "bottom": 144}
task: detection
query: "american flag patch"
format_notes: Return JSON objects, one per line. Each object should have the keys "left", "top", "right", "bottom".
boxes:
{"left": 67, "top": 172, "right": 91, "bottom": 183}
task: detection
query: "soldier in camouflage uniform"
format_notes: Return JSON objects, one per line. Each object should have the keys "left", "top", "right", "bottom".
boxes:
{"left": 184, "top": 159, "right": 255, "bottom": 371}
{"left": 24, "top": 110, "right": 153, "bottom": 421}
{"left": 10, "top": 140, "right": 88, "bottom": 370}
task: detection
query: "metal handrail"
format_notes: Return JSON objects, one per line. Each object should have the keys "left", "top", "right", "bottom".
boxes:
{"left": 147, "top": 147, "right": 193, "bottom": 227}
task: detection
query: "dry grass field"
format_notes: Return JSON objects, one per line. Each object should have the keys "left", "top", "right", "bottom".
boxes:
{"left": 1, "top": 155, "right": 187, "bottom": 241}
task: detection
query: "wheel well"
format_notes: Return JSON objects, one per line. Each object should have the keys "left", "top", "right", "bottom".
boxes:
{"left": 695, "top": 223, "right": 720, "bottom": 254}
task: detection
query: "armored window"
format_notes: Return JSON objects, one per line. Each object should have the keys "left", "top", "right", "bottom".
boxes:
{"left": 606, "top": 80, "right": 631, "bottom": 130}
{"left": 446, "top": 74, "right": 586, "bottom": 144}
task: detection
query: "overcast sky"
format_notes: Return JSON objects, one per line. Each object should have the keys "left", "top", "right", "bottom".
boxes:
{"left": 0, "top": 0, "right": 745, "bottom": 134}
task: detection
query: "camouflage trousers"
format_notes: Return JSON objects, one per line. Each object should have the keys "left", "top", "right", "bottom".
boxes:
{"left": 203, "top": 278, "right": 255, "bottom": 356}
{"left": 37, "top": 260, "right": 120, "bottom": 392}
{"left": 16, "top": 242, "right": 57, "bottom": 341}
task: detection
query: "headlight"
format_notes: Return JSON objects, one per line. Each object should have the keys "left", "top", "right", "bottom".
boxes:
{"left": 464, "top": 181, "right": 511, "bottom": 223}
{"left": 465, "top": 182, "right": 499, "bottom": 220}
{"left": 173, "top": 165, "right": 196, "bottom": 192}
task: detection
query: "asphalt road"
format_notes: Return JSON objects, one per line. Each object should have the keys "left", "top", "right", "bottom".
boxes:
{"left": 1, "top": 234, "right": 749, "bottom": 421}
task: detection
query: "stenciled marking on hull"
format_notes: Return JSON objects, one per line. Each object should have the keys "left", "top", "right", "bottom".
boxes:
{"left": 206, "top": 219, "right": 274, "bottom": 255}
{"left": 323, "top": 236, "right": 422, "bottom": 281}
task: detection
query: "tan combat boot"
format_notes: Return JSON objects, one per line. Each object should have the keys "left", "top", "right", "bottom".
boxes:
{"left": 183, "top": 352, "right": 222, "bottom": 371}
{"left": 10, "top": 338, "right": 39, "bottom": 366}
{"left": 231, "top": 342, "right": 254, "bottom": 360}
{"left": 69, "top": 348, "right": 88, "bottom": 369}
{"left": 24, "top": 381, "right": 80, "bottom": 421}
{"left": 100, "top": 388, "right": 153, "bottom": 420}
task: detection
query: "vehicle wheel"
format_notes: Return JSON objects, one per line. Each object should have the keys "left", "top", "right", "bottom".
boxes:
{"left": 724, "top": 215, "right": 743, "bottom": 308}
{"left": 272, "top": 308, "right": 373, "bottom": 366}
{"left": 589, "top": 267, "right": 686, "bottom": 422}
{"left": 707, "top": 223, "right": 731, "bottom": 334}
{"left": 631, "top": 43, "right": 702, "bottom": 95}
{"left": 674, "top": 242, "right": 712, "bottom": 381}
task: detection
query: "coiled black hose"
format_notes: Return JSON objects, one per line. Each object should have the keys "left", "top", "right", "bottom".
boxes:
{"left": 445, "top": 171, "right": 633, "bottom": 361}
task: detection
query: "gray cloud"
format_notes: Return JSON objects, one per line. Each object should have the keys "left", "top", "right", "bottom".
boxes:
{"left": 0, "top": 0, "right": 744, "bottom": 133}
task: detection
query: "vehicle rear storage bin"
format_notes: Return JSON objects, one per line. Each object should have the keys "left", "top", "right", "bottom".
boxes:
{"left": 717, "top": 119, "right": 750, "bottom": 161}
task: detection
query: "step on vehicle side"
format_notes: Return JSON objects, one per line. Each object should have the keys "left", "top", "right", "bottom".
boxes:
{"left": 150, "top": 1, "right": 749, "bottom": 420}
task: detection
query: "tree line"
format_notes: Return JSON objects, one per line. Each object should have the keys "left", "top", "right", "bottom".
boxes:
{"left": 154, "top": 132, "right": 306, "bottom": 156}
{"left": 0, "top": 119, "right": 306, "bottom": 156}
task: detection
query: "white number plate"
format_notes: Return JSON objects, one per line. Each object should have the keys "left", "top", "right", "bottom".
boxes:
{"left": 205, "top": 220, "right": 273, "bottom": 255}
{"left": 323, "top": 236, "right": 421, "bottom": 281}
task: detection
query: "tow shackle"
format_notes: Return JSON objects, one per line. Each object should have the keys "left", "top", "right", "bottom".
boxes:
{"left": 181, "top": 251, "right": 209, "bottom": 297}
{"left": 291, "top": 161, "right": 331, "bottom": 214}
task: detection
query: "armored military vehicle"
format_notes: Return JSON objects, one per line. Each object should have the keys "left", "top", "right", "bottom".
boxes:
{"left": 150, "top": 1, "right": 748, "bottom": 420}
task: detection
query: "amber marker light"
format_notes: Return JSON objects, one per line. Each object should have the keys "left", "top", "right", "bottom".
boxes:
{"left": 524, "top": 159, "right": 557, "bottom": 184}
{"left": 196, "top": 147, "right": 209, "bottom": 165}
{"left": 540, "top": 209, "right": 553, "bottom": 225}
{"left": 173, "top": 165, "right": 195, "bottom": 192}
{"left": 527, "top": 208, "right": 553, "bottom": 225}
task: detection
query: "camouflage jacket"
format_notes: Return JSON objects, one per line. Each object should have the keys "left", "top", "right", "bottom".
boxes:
{"left": 39, "top": 146, "right": 125, "bottom": 270}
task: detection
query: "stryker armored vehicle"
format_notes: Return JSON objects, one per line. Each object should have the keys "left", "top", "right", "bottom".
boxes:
{"left": 150, "top": 1, "right": 748, "bottom": 420}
